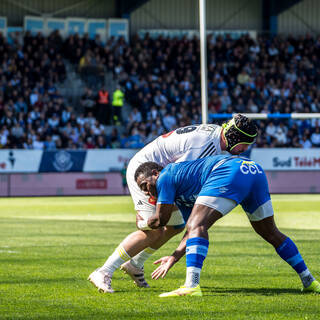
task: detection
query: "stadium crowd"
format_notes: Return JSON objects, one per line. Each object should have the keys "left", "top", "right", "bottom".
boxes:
{"left": 1, "top": 30, "right": 320, "bottom": 149}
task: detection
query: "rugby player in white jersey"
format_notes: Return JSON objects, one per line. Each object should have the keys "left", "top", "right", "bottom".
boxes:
{"left": 88, "top": 114, "right": 258, "bottom": 293}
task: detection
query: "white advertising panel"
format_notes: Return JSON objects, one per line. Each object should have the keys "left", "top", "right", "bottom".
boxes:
{"left": 84, "top": 149, "right": 138, "bottom": 172}
{"left": 0, "top": 150, "right": 42, "bottom": 173}
{"left": 250, "top": 148, "right": 320, "bottom": 171}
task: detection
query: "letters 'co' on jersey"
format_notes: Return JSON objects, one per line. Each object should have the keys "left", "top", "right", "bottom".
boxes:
{"left": 156, "top": 155, "right": 271, "bottom": 221}
{"left": 131, "top": 124, "right": 222, "bottom": 167}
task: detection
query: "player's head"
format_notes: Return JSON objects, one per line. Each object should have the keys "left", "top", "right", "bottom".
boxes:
{"left": 222, "top": 114, "right": 258, "bottom": 155}
{"left": 135, "top": 162, "right": 163, "bottom": 198}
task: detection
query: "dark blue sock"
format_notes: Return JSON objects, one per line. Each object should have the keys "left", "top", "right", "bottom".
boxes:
{"left": 276, "top": 237, "right": 307, "bottom": 274}
{"left": 186, "top": 237, "right": 209, "bottom": 269}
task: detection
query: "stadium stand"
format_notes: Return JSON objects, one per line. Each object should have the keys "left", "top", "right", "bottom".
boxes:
{"left": 1, "top": 31, "right": 320, "bottom": 149}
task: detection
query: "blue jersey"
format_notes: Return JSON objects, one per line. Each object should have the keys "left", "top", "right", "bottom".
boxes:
{"left": 156, "top": 155, "right": 270, "bottom": 222}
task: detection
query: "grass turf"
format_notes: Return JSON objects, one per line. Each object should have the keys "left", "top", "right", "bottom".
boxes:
{"left": 0, "top": 195, "right": 319, "bottom": 319}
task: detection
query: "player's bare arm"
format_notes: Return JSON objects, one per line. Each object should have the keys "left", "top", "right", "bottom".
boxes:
{"left": 152, "top": 230, "right": 189, "bottom": 279}
{"left": 147, "top": 203, "right": 174, "bottom": 229}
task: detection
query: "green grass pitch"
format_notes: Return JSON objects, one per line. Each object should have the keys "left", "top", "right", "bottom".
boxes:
{"left": 0, "top": 195, "right": 319, "bottom": 319}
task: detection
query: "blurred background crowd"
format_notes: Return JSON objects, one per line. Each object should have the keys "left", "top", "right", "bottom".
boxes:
{"left": 1, "top": 31, "right": 320, "bottom": 150}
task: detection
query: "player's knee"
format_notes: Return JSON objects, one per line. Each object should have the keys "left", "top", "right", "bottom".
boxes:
{"left": 186, "top": 222, "right": 207, "bottom": 235}
{"left": 142, "top": 228, "right": 165, "bottom": 242}
{"left": 186, "top": 217, "right": 202, "bottom": 231}
{"left": 152, "top": 228, "right": 166, "bottom": 242}
{"left": 164, "top": 225, "right": 184, "bottom": 236}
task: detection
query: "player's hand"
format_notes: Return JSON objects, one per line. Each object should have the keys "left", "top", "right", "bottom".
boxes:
{"left": 151, "top": 256, "right": 176, "bottom": 279}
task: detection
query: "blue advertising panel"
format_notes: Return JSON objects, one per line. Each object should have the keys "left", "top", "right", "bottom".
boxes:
{"left": 46, "top": 18, "right": 66, "bottom": 36}
{"left": 87, "top": 19, "right": 107, "bottom": 41}
{"left": 0, "top": 17, "right": 7, "bottom": 37}
{"left": 108, "top": 19, "right": 128, "bottom": 41}
{"left": 39, "top": 150, "right": 87, "bottom": 172}
{"left": 67, "top": 18, "right": 87, "bottom": 36}
{"left": 24, "top": 16, "right": 45, "bottom": 34}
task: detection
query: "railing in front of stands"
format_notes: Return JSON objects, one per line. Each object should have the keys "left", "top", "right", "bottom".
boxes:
{"left": 209, "top": 113, "right": 320, "bottom": 120}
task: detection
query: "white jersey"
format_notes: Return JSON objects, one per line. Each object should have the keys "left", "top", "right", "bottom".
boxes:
{"left": 132, "top": 124, "right": 222, "bottom": 167}
{"left": 127, "top": 124, "right": 224, "bottom": 224}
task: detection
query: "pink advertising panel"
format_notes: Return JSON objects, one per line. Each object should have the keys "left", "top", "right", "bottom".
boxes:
{"left": 0, "top": 171, "right": 319, "bottom": 196}
{"left": 8, "top": 172, "right": 129, "bottom": 196}
{"left": 265, "top": 171, "right": 320, "bottom": 193}
{"left": 0, "top": 175, "right": 8, "bottom": 196}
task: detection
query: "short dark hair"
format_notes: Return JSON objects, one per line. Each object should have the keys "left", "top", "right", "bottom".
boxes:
{"left": 134, "top": 162, "right": 164, "bottom": 182}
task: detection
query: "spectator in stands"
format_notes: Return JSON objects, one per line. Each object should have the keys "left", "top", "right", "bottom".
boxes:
{"left": 85, "top": 136, "right": 95, "bottom": 149}
{"left": 1, "top": 31, "right": 320, "bottom": 150}
{"left": 129, "top": 107, "right": 142, "bottom": 124}
{"left": 112, "top": 85, "right": 124, "bottom": 125}
{"left": 11, "top": 123, "right": 24, "bottom": 141}
{"left": 265, "top": 121, "right": 277, "bottom": 141}
{"left": 85, "top": 111, "right": 96, "bottom": 127}
{"left": 107, "top": 127, "right": 121, "bottom": 148}
{"left": 96, "top": 135, "right": 107, "bottom": 149}
{"left": 237, "top": 69, "right": 251, "bottom": 85}
{"left": 97, "top": 87, "right": 110, "bottom": 125}
{"left": 220, "top": 89, "right": 231, "bottom": 112}
{"left": 162, "top": 111, "right": 177, "bottom": 131}
{"left": 44, "top": 135, "right": 57, "bottom": 150}
{"left": 274, "top": 124, "right": 288, "bottom": 147}
{"left": 311, "top": 127, "right": 320, "bottom": 147}
{"left": 300, "top": 134, "right": 312, "bottom": 148}
{"left": 0, "top": 126, "right": 9, "bottom": 148}
{"left": 48, "top": 113, "right": 60, "bottom": 129}
{"left": 80, "top": 88, "right": 96, "bottom": 116}
{"left": 32, "top": 134, "right": 44, "bottom": 150}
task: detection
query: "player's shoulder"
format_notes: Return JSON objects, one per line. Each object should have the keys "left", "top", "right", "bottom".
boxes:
{"left": 159, "top": 163, "right": 175, "bottom": 177}
{"left": 157, "top": 165, "right": 176, "bottom": 186}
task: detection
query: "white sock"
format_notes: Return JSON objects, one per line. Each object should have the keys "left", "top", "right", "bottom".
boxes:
{"left": 130, "top": 247, "right": 157, "bottom": 269}
{"left": 99, "top": 245, "right": 131, "bottom": 275}
{"left": 185, "top": 266, "right": 201, "bottom": 288}
{"left": 299, "top": 268, "right": 315, "bottom": 288}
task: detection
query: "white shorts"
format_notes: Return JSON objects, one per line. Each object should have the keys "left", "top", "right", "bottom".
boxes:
{"left": 126, "top": 158, "right": 185, "bottom": 227}
{"left": 195, "top": 196, "right": 274, "bottom": 221}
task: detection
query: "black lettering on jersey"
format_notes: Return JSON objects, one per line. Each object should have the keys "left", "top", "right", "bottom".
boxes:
{"left": 176, "top": 125, "right": 198, "bottom": 135}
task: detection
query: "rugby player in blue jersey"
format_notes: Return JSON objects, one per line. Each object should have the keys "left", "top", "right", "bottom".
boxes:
{"left": 135, "top": 155, "right": 320, "bottom": 297}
